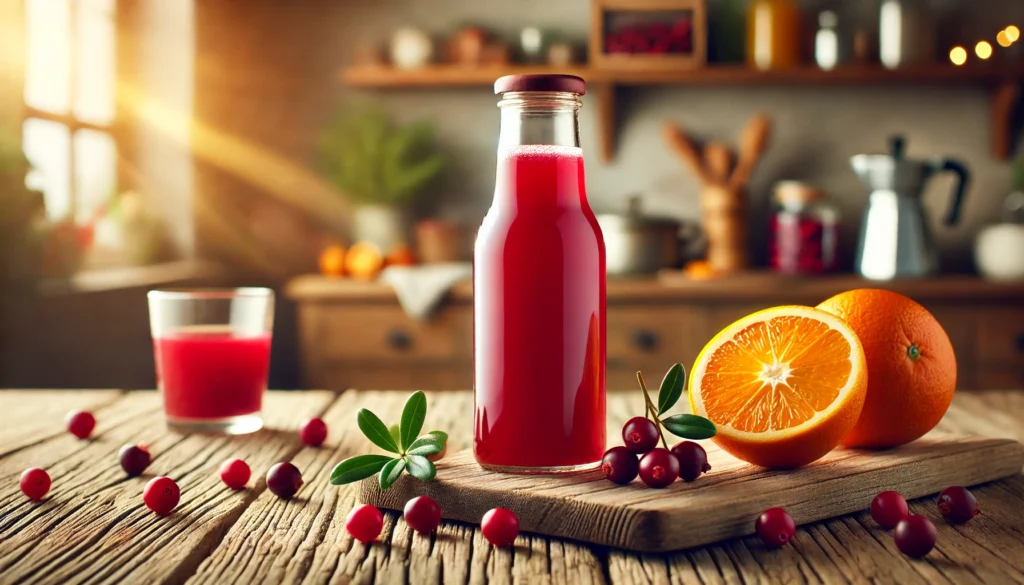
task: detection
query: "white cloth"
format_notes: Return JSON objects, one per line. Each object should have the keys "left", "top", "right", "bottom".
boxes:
{"left": 380, "top": 263, "right": 472, "bottom": 320}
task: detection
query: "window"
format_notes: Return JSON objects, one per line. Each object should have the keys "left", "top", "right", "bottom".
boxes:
{"left": 23, "top": 0, "right": 117, "bottom": 223}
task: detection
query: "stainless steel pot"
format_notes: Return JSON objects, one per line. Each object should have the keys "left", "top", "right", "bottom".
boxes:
{"left": 597, "top": 197, "right": 700, "bottom": 276}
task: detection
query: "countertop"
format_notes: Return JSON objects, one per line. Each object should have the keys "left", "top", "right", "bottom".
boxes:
{"left": 1, "top": 389, "right": 1023, "bottom": 583}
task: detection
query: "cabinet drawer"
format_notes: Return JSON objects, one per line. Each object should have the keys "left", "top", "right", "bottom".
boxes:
{"left": 975, "top": 309, "right": 1024, "bottom": 364}
{"left": 301, "top": 304, "right": 472, "bottom": 362}
{"left": 607, "top": 306, "right": 706, "bottom": 374}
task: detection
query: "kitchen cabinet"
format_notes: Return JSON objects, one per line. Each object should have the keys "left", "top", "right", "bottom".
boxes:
{"left": 286, "top": 274, "right": 1024, "bottom": 391}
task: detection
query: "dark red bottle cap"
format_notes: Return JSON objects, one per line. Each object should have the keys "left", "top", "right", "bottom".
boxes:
{"left": 494, "top": 74, "right": 586, "bottom": 96}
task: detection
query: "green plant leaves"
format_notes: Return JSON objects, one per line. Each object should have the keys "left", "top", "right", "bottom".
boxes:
{"left": 400, "top": 391, "right": 427, "bottom": 452}
{"left": 406, "top": 433, "right": 445, "bottom": 456}
{"left": 379, "top": 458, "right": 407, "bottom": 490}
{"left": 330, "top": 454, "right": 392, "bottom": 485}
{"left": 357, "top": 409, "right": 400, "bottom": 453}
{"left": 662, "top": 414, "right": 717, "bottom": 440}
{"left": 388, "top": 424, "right": 401, "bottom": 446}
{"left": 406, "top": 455, "right": 436, "bottom": 481}
{"left": 658, "top": 363, "right": 686, "bottom": 415}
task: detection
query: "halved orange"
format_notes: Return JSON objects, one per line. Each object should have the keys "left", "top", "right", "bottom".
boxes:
{"left": 688, "top": 306, "right": 867, "bottom": 469}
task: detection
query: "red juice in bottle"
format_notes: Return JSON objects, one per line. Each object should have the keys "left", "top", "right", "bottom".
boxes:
{"left": 154, "top": 326, "right": 271, "bottom": 420}
{"left": 474, "top": 75, "right": 606, "bottom": 472}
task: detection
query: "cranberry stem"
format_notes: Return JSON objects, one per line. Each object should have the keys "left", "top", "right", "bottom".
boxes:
{"left": 636, "top": 371, "right": 668, "bottom": 449}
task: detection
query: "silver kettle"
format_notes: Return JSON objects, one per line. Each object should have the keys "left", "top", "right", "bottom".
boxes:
{"left": 851, "top": 137, "right": 970, "bottom": 279}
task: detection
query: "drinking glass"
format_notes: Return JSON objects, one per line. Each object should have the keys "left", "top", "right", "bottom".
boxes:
{"left": 148, "top": 288, "right": 274, "bottom": 434}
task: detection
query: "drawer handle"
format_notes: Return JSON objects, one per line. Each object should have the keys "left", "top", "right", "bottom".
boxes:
{"left": 1016, "top": 332, "right": 1024, "bottom": 353}
{"left": 633, "top": 330, "right": 660, "bottom": 352}
{"left": 387, "top": 329, "right": 413, "bottom": 351}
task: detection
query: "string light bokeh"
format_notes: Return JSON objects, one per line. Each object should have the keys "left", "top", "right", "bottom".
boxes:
{"left": 949, "top": 25, "right": 1019, "bottom": 65}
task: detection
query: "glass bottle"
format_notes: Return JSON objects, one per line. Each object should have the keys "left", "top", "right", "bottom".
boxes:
{"left": 747, "top": 0, "right": 802, "bottom": 70}
{"left": 769, "top": 181, "right": 839, "bottom": 275}
{"left": 474, "top": 75, "right": 607, "bottom": 473}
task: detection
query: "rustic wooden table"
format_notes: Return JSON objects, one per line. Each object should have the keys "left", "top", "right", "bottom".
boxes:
{"left": 1, "top": 389, "right": 1023, "bottom": 584}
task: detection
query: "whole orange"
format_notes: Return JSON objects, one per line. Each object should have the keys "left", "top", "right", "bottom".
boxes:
{"left": 318, "top": 245, "right": 346, "bottom": 277}
{"left": 817, "top": 289, "right": 956, "bottom": 448}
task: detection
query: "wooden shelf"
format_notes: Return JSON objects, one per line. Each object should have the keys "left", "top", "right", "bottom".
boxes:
{"left": 340, "top": 63, "right": 1024, "bottom": 161}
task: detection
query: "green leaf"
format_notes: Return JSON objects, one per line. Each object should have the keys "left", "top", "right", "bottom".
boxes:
{"left": 425, "top": 430, "right": 448, "bottom": 444}
{"left": 661, "top": 414, "right": 717, "bottom": 440}
{"left": 657, "top": 363, "right": 687, "bottom": 415}
{"left": 389, "top": 424, "right": 401, "bottom": 445}
{"left": 406, "top": 455, "right": 436, "bottom": 481}
{"left": 399, "top": 391, "right": 427, "bottom": 452}
{"left": 330, "top": 454, "right": 392, "bottom": 485}
{"left": 379, "top": 457, "right": 407, "bottom": 490}
{"left": 406, "top": 434, "right": 444, "bottom": 456}
{"left": 358, "top": 409, "right": 400, "bottom": 453}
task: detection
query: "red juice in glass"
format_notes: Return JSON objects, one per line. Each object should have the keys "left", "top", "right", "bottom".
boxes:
{"left": 474, "top": 75, "right": 606, "bottom": 472}
{"left": 148, "top": 288, "right": 274, "bottom": 434}
{"left": 154, "top": 327, "right": 271, "bottom": 420}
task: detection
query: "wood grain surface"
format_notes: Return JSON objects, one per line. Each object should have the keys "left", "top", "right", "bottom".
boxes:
{"left": 1, "top": 389, "right": 1024, "bottom": 584}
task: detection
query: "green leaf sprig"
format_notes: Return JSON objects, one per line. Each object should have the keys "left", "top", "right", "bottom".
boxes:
{"left": 637, "top": 364, "right": 717, "bottom": 446}
{"left": 330, "top": 391, "right": 448, "bottom": 490}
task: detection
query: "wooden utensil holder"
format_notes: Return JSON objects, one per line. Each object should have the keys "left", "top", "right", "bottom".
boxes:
{"left": 700, "top": 185, "right": 749, "bottom": 272}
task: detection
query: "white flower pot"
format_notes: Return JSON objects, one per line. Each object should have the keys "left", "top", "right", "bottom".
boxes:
{"left": 351, "top": 204, "right": 408, "bottom": 251}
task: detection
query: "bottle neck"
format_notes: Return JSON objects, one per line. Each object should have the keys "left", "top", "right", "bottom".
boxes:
{"left": 497, "top": 92, "right": 581, "bottom": 150}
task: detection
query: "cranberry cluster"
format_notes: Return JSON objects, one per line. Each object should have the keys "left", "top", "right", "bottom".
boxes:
{"left": 869, "top": 487, "right": 979, "bottom": 558}
{"left": 601, "top": 416, "right": 711, "bottom": 488}
{"left": 345, "top": 498, "right": 520, "bottom": 548}
{"left": 605, "top": 19, "right": 692, "bottom": 55}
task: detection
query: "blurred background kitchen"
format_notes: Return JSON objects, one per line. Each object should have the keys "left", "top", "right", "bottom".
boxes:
{"left": 1, "top": 0, "right": 1022, "bottom": 392}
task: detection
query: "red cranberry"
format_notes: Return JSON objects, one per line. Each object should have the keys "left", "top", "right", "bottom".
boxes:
{"left": 20, "top": 468, "right": 51, "bottom": 501}
{"left": 119, "top": 445, "right": 151, "bottom": 477}
{"left": 403, "top": 496, "right": 442, "bottom": 535}
{"left": 299, "top": 418, "right": 328, "bottom": 447}
{"left": 937, "top": 486, "right": 979, "bottom": 524}
{"left": 482, "top": 508, "right": 519, "bottom": 547}
{"left": 345, "top": 504, "right": 384, "bottom": 543}
{"left": 143, "top": 476, "right": 180, "bottom": 516}
{"left": 870, "top": 491, "right": 909, "bottom": 529}
{"left": 601, "top": 446, "right": 639, "bottom": 485}
{"left": 266, "top": 462, "right": 303, "bottom": 499}
{"left": 894, "top": 515, "right": 937, "bottom": 558}
{"left": 755, "top": 508, "right": 796, "bottom": 548}
{"left": 622, "top": 417, "right": 659, "bottom": 454}
{"left": 638, "top": 448, "right": 679, "bottom": 488}
{"left": 219, "top": 458, "right": 251, "bottom": 490}
{"left": 66, "top": 411, "right": 96, "bottom": 439}
{"left": 671, "top": 441, "right": 711, "bottom": 482}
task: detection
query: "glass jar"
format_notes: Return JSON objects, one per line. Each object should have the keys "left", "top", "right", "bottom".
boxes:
{"left": 474, "top": 74, "right": 606, "bottom": 473}
{"left": 769, "top": 182, "right": 839, "bottom": 275}
{"left": 747, "top": 0, "right": 802, "bottom": 70}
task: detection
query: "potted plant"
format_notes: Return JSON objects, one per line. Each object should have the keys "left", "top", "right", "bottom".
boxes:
{"left": 0, "top": 127, "right": 47, "bottom": 289}
{"left": 318, "top": 105, "right": 446, "bottom": 251}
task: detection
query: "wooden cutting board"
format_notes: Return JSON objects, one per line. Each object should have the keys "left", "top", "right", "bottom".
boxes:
{"left": 360, "top": 434, "right": 1024, "bottom": 552}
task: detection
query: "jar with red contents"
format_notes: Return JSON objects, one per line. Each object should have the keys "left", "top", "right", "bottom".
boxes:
{"left": 769, "top": 182, "right": 839, "bottom": 275}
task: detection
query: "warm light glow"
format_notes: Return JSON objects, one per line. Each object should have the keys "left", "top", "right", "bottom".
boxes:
{"left": 998, "top": 30, "right": 1012, "bottom": 48}
{"left": 950, "top": 46, "right": 968, "bottom": 66}
{"left": 976, "top": 41, "right": 993, "bottom": 59}
{"left": 1007, "top": 25, "right": 1021, "bottom": 43}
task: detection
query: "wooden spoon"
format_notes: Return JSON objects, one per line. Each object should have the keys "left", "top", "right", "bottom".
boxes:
{"left": 704, "top": 142, "right": 733, "bottom": 186}
{"left": 662, "top": 122, "right": 712, "bottom": 186}
{"left": 728, "top": 115, "right": 772, "bottom": 191}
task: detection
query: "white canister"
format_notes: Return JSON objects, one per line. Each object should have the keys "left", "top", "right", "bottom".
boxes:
{"left": 975, "top": 223, "right": 1024, "bottom": 281}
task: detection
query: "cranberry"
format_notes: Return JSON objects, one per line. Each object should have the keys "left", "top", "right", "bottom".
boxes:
{"left": 894, "top": 515, "right": 937, "bottom": 558}
{"left": 601, "top": 446, "right": 639, "bottom": 485}
{"left": 755, "top": 508, "right": 796, "bottom": 548}
{"left": 266, "top": 462, "right": 303, "bottom": 499}
{"left": 299, "top": 418, "right": 328, "bottom": 447}
{"left": 870, "top": 491, "right": 909, "bottom": 529}
{"left": 66, "top": 411, "right": 96, "bottom": 439}
{"left": 638, "top": 448, "right": 679, "bottom": 488}
{"left": 219, "top": 458, "right": 251, "bottom": 490}
{"left": 345, "top": 504, "right": 384, "bottom": 543}
{"left": 119, "top": 445, "right": 151, "bottom": 477}
{"left": 937, "top": 486, "right": 979, "bottom": 524}
{"left": 671, "top": 441, "right": 711, "bottom": 482}
{"left": 403, "top": 496, "right": 442, "bottom": 535}
{"left": 20, "top": 468, "right": 51, "bottom": 501}
{"left": 481, "top": 508, "right": 519, "bottom": 547}
{"left": 143, "top": 476, "right": 180, "bottom": 516}
{"left": 621, "top": 417, "right": 659, "bottom": 454}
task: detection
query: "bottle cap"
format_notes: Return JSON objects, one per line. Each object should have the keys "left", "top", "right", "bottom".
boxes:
{"left": 494, "top": 74, "right": 586, "bottom": 95}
